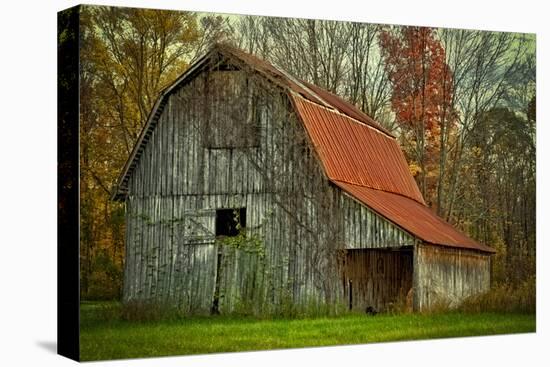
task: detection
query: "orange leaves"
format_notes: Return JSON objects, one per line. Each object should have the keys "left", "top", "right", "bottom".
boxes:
{"left": 79, "top": 6, "right": 205, "bottom": 298}
{"left": 379, "top": 26, "right": 456, "bottom": 201}
{"left": 379, "top": 26, "right": 454, "bottom": 135}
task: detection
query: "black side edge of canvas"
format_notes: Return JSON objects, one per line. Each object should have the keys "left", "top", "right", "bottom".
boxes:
{"left": 57, "top": 5, "right": 81, "bottom": 361}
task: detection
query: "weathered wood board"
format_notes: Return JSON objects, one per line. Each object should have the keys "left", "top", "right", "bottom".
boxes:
{"left": 341, "top": 248, "right": 413, "bottom": 312}
{"left": 121, "top": 65, "right": 491, "bottom": 314}
{"left": 414, "top": 244, "right": 491, "bottom": 310}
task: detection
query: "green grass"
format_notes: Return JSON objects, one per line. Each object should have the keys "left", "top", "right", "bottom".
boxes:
{"left": 80, "top": 302, "right": 535, "bottom": 361}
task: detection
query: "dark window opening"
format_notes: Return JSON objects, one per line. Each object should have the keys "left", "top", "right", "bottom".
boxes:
{"left": 215, "top": 208, "right": 246, "bottom": 237}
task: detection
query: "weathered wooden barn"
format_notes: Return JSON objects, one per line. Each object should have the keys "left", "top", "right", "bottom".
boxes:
{"left": 113, "top": 44, "right": 495, "bottom": 314}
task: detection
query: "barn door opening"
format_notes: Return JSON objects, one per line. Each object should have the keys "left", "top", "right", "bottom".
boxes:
{"left": 341, "top": 247, "right": 413, "bottom": 313}
{"left": 211, "top": 208, "right": 246, "bottom": 315}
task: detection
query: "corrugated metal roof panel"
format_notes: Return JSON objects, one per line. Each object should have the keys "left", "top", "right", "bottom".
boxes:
{"left": 292, "top": 93, "right": 493, "bottom": 253}
{"left": 114, "top": 45, "right": 495, "bottom": 254}
{"left": 222, "top": 46, "right": 393, "bottom": 137}
{"left": 293, "top": 95, "right": 425, "bottom": 204}
{"left": 334, "top": 181, "right": 495, "bottom": 253}
{"left": 301, "top": 81, "right": 394, "bottom": 137}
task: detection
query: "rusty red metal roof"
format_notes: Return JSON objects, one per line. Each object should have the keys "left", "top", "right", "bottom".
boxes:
{"left": 301, "top": 81, "right": 394, "bottom": 137}
{"left": 333, "top": 181, "right": 495, "bottom": 252}
{"left": 292, "top": 95, "right": 425, "bottom": 204}
{"left": 221, "top": 45, "right": 393, "bottom": 137}
{"left": 114, "top": 45, "right": 495, "bottom": 253}
{"left": 292, "top": 93, "right": 493, "bottom": 253}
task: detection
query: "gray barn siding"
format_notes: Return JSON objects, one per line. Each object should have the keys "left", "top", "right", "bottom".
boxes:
{"left": 123, "top": 68, "right": 436, "bottom": 314}
{"left": 340, "top": 193, "right": 415, "bottom": 249}
{"left": 413, "top": 244, "right": 491, "bottom": 310}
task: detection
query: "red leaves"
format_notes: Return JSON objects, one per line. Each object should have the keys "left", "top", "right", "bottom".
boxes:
{"left": 380, "top": 27, "right": 454, "bottom": 134}
{"left": 379, "top": 26, "right": 456, "bottom": 201}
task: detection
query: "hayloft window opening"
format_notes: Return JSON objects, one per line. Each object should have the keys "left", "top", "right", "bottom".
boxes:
{"left": 205, "top": 69, "right": 261, "bottom": 149}
{"left": 244, "top": 78, "right": 262, "bottom": 147}
{"left": 215, "top": 208, "right": 246, "bottom": 237}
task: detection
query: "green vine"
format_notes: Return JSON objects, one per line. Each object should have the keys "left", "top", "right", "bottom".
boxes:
{"left": 219, "top": 225, "right": 265, "bottom": 259}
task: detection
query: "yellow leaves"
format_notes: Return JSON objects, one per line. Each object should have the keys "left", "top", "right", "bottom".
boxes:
{"left": 471, "top": 146, "right": 483, "bottom": 157}
{"left": 409, "top": 163, "right": 422, "bottom": 176}
{"left": 426, "top": 168, "right": 439, "bottom": 178}
{"left": 79, "top": 6, "right": 206, "bottom": 298}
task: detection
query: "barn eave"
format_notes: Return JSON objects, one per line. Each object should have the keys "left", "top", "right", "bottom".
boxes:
{"left": 333, "top": 181, "right": 495, "bottom": 254}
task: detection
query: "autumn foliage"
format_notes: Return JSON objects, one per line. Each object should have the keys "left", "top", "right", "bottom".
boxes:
{"left": 79, "top": 6, "right": 204, "bottom": 299}
{"left": 74, "top": 7, "right": 535, "bottom": 300}
{"left": 379, "top": 26, "right": 456, "bottom": 206}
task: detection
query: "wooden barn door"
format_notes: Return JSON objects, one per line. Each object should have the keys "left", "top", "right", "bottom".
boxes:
{"left": 341, "top": 248, "right": 413, "bottom": 312}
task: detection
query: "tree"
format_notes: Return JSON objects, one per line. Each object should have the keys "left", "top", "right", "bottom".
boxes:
{"left": 79, "top": 5, "right": 204, "bottom": 299}
{"left": 234, "top": 15, "right": 270, "bottom": 57}
{"left": 260, "top": 18, "right": 350, "bottom": 94}
{"left": 233, "top": 17, "right": 393, "bottom": 126}
{"left": 464, "top": 107, "right": 535, "bottom": 283}
{"left": 438, "top": 29, "right": 530, "bottom": 222}
{"left": 379, "top": 26, "right": 455, "bottom": 205}
{"left": 344, "top": 22, "right": 392, "bottom": 124}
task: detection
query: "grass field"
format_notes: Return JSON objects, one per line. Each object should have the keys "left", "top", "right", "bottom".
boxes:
{"left": 80, "top": 302, "right": 535, "bottom": 361}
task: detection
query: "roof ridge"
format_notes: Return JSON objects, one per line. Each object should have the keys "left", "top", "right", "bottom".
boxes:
{"left": 269, "top": 62, "right": 334, "bottom": 109}
{"left": 291, "top": 93, "right": 397, "bottom": 140}
{"left": 300, "top": 80, "right": 394, "bottom": 137}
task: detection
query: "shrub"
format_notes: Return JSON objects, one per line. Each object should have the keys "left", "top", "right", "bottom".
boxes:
{"left": 84, "top": 249, "right": 123, "bottom": 301}
{"left": 79, "top": 301, "right": 123, "bottom": 328}
{"left": 385, "top": 289, "right": 414, "bottom": 315}
{"left": 457, "top": 276, "right": 535, "bottom": 313}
